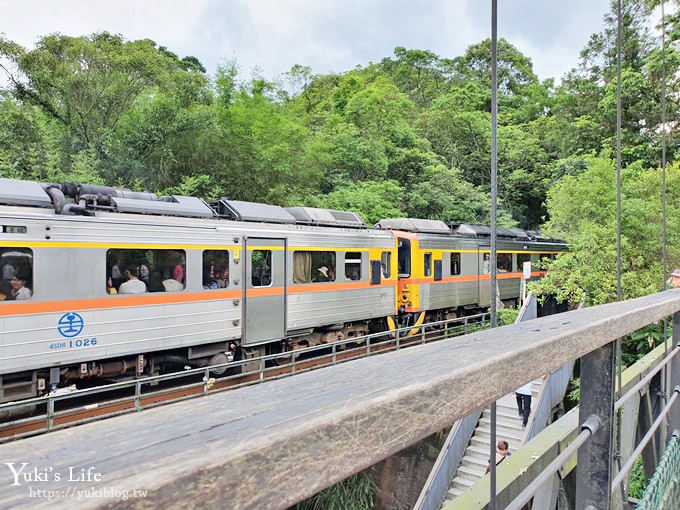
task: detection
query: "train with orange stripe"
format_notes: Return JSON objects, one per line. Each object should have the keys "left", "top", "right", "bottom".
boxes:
{"left": 0, "top": 178, "right": 566, "bottom": 404}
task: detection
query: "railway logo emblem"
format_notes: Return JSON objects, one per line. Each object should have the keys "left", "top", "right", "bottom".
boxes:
{"left": 58, "top": 312, "right": 84, "bottom": 338}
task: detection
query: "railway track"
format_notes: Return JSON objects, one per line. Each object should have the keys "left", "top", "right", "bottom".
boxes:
{"left": 0, "top": 314, "right": 490, "bottom": 443}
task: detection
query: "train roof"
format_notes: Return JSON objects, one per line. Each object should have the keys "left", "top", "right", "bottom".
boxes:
{"left": 0, "top": 178, "right": 367, "bottom": 230}
{"left": 373, "top": 218, "right": 450, "bottom": 234}
{"left": 449, "top": 223, "right": 530, "bottom": 240}
{"left": 0, "top": 178, "right": 563, "bottom": 243}
{"left": 375, "top": 217, "right": 563, "bottom": 244}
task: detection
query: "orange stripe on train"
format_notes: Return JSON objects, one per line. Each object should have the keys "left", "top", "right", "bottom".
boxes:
{"left": 0, "top": 281, "right": 399, "bottom": 317}
{"left": 0, "top": 289, "right": 240, "bottom": 317}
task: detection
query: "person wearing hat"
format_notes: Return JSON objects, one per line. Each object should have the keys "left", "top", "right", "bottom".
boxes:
{"left": 668, "top": 269, "right": 680, "bottom": 289}
{"left": 315, "top": 266, "right": 329, "bottom": 282}
{"left": 314, "top": 265, "right": 335, "bottom": 282}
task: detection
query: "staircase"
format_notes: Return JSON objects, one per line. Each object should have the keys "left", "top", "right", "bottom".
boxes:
{"left": 414, "top": 295, "right": 571, "bottom": 510}
{"left": 441, "top": 383, "right": 540, "bottom": 506}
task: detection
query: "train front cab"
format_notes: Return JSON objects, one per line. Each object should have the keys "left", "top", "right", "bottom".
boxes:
{"left": 394, "top": 231, "right": 430, "bottom": 329}
{"left": 394, "top": 231, "right": 475, "bottom": 327}
{"left": 391, "top": 227, "right": 567, "bottom": 328}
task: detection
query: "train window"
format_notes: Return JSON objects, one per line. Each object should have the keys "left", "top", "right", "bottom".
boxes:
{"left": 398, "top": 239, "right": 411, "bottom": 277}
{"left": 424, "top": 253, "right": 432, "bottom": 277}
{"left": 293, "top": 251, "right": 336, "bottom": 283}
{"left": 434, "top": 260, "right": 443, "bottom": 281}
{"left": 497, "top": 253, "right": 512, "bottom": 272}
{"left": 381, "top": 251, "right": 391, "bottom": 278}
{"left": 482, "top": 253, "right": 490, "bottom": 274}
{"left": 370, "top": 260, "right": 381, "bottom": 285}
{"left": 252, "top": 250, "right": 272, "bottom": 287}
{"left": 106, "top": 249, "right": 185, "bottom": 294}
{"left": 450, "top": 253, "right": 461, "bottom": 275}
{"left": 2, "top": 225, "right": 27, "bottom": 234}
{"left": 345, "top": 252, "right": 362, "bottom": 280}
{"left": 203, "top": 250, "right": 229, "bottom": 289}
{"left": 0, "top": 247, "right": 33, "bottom": 301}
{"left": 517, "top": 253, "right": 531, "bottom": 270}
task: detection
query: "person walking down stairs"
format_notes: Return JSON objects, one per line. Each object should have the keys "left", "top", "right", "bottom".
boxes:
{"left": 515, "top": 381, "right": 533, "bottom": 429}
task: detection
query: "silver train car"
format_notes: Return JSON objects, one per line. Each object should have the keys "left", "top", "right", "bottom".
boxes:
{"left": 0, "top": 178, "right": 567, "bottom": 404}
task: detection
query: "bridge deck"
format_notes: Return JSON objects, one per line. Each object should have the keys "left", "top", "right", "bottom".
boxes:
{"left": 1, "top": 291, "right": 679, "bottom": 509}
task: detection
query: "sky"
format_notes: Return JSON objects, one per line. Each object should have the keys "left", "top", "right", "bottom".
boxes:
{"left": 0, "top": 0, "right": 613, "bottom": 83}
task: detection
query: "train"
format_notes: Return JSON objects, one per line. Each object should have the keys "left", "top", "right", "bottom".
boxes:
{"left": 0, "top": 177, "right": 567, "bottom": 404}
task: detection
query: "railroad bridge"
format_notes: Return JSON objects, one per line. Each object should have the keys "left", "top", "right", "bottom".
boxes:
{"left": 0, "top": 291, "right": 679, "bottom": 509}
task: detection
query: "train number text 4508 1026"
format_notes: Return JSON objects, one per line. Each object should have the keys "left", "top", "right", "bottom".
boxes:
{"left": 49, "top": 338, "right": 98, "bottom": 350}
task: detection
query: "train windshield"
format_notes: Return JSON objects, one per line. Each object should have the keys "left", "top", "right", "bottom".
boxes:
{"left": 397, "top": 238, "right": 411, "bottom": 278}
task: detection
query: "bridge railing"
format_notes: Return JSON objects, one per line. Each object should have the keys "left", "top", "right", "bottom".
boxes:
{"left": 0, "top": 313, "right": 490, "bottom": 442}
{"left": 0, "top": 291, "right": 679, "bottom": 509}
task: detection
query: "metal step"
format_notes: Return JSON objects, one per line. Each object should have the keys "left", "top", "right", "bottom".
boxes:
{"left": 450, "top": 475, "right": 476, "bottom": 492}
{"left": 465, "top": 443, "right": 490, "bottom": 457}
{"left": 470, "top": 435, "right": 492, "bottom": 450}
{"left": 456, "top": 464, "right": 486, "bottom": 480}
{"left": 460, "top": 455, "right": 488, "bottom": 471}
{"left": 475, "top": 425, "right": 523, "bottom": 443}
{"left": 483, "top": 407, "right": 521, "bottom": 420}
{"left": 447, "top": 484, "right": 468, "bottom": 498}
{"left": 479, "top": 415, "right": 523, "bottom": 430}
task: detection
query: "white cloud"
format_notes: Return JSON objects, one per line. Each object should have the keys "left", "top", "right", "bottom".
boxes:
{"left": 0, "top": 0, "right": 614, "bottom": 82}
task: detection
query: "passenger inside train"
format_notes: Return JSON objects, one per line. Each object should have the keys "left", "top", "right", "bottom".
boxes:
{"left": 1, "top": 249, "right": 34, "bottom": 300}
{"left": 10, "top": 275, "right": 32, "bottom": 300}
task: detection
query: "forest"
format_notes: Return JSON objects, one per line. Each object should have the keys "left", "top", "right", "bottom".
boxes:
{"left": 0, "top": 0, "right": 679, "bottom": 317}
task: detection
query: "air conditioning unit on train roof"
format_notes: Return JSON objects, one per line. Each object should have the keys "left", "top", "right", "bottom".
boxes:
{"left": 285, "top": 207, "right": 366, "bottom": 228}
{"left": 210, "top": 199, "right": 297, "bottom": 224}
{"left": 373, "top": 218, "right": 451, "bottom": 234}
{"left": 0, "top": 178, "right": 53, "bottom": 208}
{"left": 450, "top": 223, "right": 530, "bottom": 240}
{"left": 109, "top": 195, "right": 215, "bottom": 218}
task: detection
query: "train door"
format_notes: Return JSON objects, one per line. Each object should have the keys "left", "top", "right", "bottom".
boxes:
{"left": 243, "top": 238, "right": 286, "bottom": 345}
{"left": 478, "top": 247, "right": 491, "bottom": 306}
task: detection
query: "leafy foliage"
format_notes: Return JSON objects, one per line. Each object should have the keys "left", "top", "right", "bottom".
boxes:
{"left": 529, "top": 158, "right": 680, "bottom": 306}
{"left": 628, "top": 457, "right": 648, "bottom": 499}
{"left": 295, "top": 473, "right": 377, "bottom": 510}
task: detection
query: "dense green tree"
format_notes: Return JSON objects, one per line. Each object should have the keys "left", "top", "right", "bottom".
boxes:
{"left": 0, "top": 95, "right": 57, "bottom": 181}
{"left": 405, "top": 165, "right": 516, "bottom": 226}
{"left": 378, "top": 47, "right": 453, "bottom": 107}
{"left": 424, "top": 91, "right": 490, "bottom": 185}
{"left": 556, "top": 0, "right": 678, "bottom": 165}
{"left": 531, "top": 157, "right": 680, "bottom": 305}
{"left": 0, "top": 32, "right": 212, "bottom": 189}
{"left": 451, "top": 38, "right": 539, "bottom": 104}
{"left": 308, "top": 180, "right": 404, "bottom": 226}
{"left": 211, "top": 75, "right": 322, "bottom": 205}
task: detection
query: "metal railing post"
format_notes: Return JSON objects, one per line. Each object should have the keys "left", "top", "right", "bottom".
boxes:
{"left": 576, "top": 341, "right": 617, "bottom": 509}
{"left": 135, "top": 381, "right": 142, "bottom": 412}
{"left": 46, "top": 398, "right": 55, "bottom": 432}
{"left": 670, "top": 312, "right": 680, "bottom": 431}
